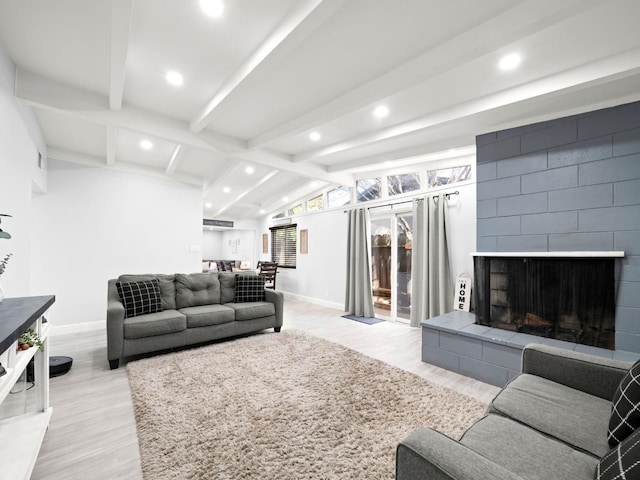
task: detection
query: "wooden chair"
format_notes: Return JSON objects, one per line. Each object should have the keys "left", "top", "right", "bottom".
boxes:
{"left": 259, "top": 262, "right": 278, "bottom": 290}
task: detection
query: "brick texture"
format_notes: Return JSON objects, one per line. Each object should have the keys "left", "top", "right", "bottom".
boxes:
{"left": 476, "top": 100, "right": 640, "bottom": 353}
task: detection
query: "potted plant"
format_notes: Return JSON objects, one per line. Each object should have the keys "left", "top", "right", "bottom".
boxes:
{"left": 0, "top": 213, "right": 11, "bottom": 239}
{"left": 18, "top": 328, "right": 44, "bottom": 352}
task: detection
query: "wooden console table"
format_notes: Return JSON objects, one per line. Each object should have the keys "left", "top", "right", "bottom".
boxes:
{"left": 0, "top": 295, "right": 55, "bottom": 479}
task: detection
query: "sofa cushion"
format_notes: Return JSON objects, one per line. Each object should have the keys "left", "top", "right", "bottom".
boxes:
{"left": 460, "top": 414, "right": 598, "bottom": 480}
{"left": 179, "top": 304, "right": 235, "bottom": 328}
{"left": 488, "top": 373, "right": 612, "bottom": 457}
{"left": 119, "top": 273, "right": 177, "bottom": 310}
{"left": 227, "top": 301, "right": 275, "bottom": 321}
{"left": 597, "top": 426, "right": 640, "bottom": 480}
{"left": 175, "top": 273, "right": 221, "bottom": 308}
{"left": 234, "top": 274, "right": 265, "bottom": 302}
{"left": 116, "top": 279, "right": 163, "bottom": 318}
{"left": 219, "top": 271, "right": 257, "bottom": 304}
{"left": 123, "top": 310, "right": 186, "bottom": 339}
{"left": 608, "top": 360, "right": 640, "bottom": 447}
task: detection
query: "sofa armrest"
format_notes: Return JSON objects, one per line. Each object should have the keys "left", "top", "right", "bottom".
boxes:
{"left": 397, "top": 427, "right": 521, "bottom": 480}
{"left": 521, "top": 343, "right": 633, "bottom": 400}
{"left": 106, "top": 279, "right": 125, "bottom": 363}
{"left": 264, "top": 289, "right": 283, "bottom": 328}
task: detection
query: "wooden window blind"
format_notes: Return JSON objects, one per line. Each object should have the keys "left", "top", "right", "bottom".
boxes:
{"left": 269, "top": 224, "right": 297, "bottom": 268}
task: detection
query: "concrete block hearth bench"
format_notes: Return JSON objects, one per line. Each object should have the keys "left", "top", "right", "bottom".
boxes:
{"left": 106, "top": 271, "right": 283, "bottom": 369}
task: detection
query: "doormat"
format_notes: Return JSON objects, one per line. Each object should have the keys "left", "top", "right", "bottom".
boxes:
{"left": 341, "top": 314, "right": 384, "bottom": 325}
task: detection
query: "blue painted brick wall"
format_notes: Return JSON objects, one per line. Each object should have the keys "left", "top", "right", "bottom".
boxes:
{"left": 476, "top": 100, "right": 640, "bottom": 353}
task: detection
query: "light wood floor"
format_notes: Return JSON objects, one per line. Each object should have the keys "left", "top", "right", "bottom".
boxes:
{"left": 31, "top": 298, "right": 499, "bottom": 480}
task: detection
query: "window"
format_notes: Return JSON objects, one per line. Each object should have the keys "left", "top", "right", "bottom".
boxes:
{"left": 427, "top": 165, "right": 471, "bottom": 187}
{"left": 356, "top": 178, "right": 381, "bottom": 203}
{"left": 270, "top": 224, "right": 297, "bottom": 268}
{"left": 288, "top": 204, "right": 303, "bottom": 216}
{"left": 388, "top": 173, "right": 420, "bottom": 196}
{"left": 327, "top": 186, "right": 351, "bottom": 208}
{"left": 306, "top": 194, "right": 324, "bottom": 212}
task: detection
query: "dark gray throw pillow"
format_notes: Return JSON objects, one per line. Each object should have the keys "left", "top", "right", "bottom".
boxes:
{"left": 596, "top": 426, "right": 640, "bottom": 480}
{"left": 116, "top": 279, "right": 163, "bottom": 318}
{"left": 234, "top": 274, "right": 265, "bottom": 302}
{"left": 608, "top": 360, "right": 640, "bottom": 447}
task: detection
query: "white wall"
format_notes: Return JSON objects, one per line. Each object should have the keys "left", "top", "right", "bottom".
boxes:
{"left": 0, "top": 46, "right": 47, "bottom": 297}
{"left": 30, "top": 159, "right": 203, "bottom": 327}
{"left": 202, "top": 230, "right": 223, "bottom": 259}
{"left": 445, "top": 182, "right": 476, "bottom": 281}
{"left": 260, "top": 209, "right": 349, "bottom": 309}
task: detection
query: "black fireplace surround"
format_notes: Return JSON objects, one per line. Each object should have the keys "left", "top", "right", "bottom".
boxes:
{"left": 473, "top": 254, "right": 619, "bottom": 350}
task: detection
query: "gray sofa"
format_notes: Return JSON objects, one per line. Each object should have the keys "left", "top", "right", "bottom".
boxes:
{"left": 396, "top": 343, "right": 637, "bottom": 480}
{"left": 107, "top": 271, "right": 283, "bottom": 369}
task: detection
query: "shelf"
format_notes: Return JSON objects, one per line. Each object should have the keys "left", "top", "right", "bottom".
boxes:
{"left": 0, "top": 296, "right": 55, "bottom": 480}
{"left": 0, "top": 322, "right": 50, "bottom": 405}
{"left": 0, "top": 408, "right": 53, "bottom": 480}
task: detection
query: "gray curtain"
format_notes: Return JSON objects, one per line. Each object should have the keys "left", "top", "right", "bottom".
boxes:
{"left": 345, "top": 208, "right": 375, "bottom": 317}
{"left": 410, "top": 195, "right": 453, "bottom": 327}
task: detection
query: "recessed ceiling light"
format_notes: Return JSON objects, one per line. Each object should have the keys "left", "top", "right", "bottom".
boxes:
{"left": 140, "top": 140, "right": 153, "bottom": 150}
{"left": 259, "top": 209, "right": 266, "bottom": 214}
{"left": 245, "top": 166, "right": 255, "bottom": 174}
{"left": 282, "top": 196, "right": 289, "bottom": 202}
{"left": 384, "top": 160, "right": 393, "bottom": 166}
{"left": 373, "top": 105, "right": 389, "bottom": 118}
{"left": 223, "top": 187, "right": 231, "bottom": 193}
{"left": 200, "top": 0, "right": 224, "bottom": 18}
{"left": 205, "top": 202, "right": 212, "bottom": 208}
{"left": 309, "top": 132, "right": 321, "bottom": 142}
{"left": 166, "top": 71, "right": 184, "bottom": 86}
{"left": 499, "top": 53, "right": 521, "bottom": 71}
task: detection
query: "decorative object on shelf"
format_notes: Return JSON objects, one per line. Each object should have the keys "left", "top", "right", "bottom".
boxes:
{"left": 0, "top": 253, "right": 11, "bottom": 304}
{"left": 18, "top": 328, "right": 44, "bottom": 352}
{"left": 0, "top": 253, "right": 12, "bottom": 275}
{"left": 0, "top": 213, "right": 13, "bottom": 304}
{"left": 0, "top": 362, "right": 5, "bottom": 377}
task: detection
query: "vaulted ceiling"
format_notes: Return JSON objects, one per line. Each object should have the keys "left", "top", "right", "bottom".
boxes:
{"left": 1, "top": 0, "right": 639, "bottom": 220}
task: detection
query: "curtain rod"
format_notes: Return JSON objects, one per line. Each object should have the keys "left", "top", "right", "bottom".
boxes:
{"left": 343, "top": 190, "right": 459, "bottom": 213}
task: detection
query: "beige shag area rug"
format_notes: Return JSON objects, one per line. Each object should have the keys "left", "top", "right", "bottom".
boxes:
{"left": 126, "top": 330, "right": 486, "bottom": 480}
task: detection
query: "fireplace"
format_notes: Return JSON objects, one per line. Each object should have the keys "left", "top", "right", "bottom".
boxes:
{"left": 472, "top": 252, "right": 623, "bottom": 350}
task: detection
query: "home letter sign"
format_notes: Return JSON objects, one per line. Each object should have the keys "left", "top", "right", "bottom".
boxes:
{"left": 454, "top": 275, "right": 471, "bottom": 312}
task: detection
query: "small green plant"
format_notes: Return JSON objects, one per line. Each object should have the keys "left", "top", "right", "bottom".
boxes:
{"left": 0, "top": 253, "right": 12, "bottom": 277}
{"left": 19, "top": 328, "right": 44, "bottom": 352}
{"left": 0, "top": 213, "right": 11, "bottom": 240}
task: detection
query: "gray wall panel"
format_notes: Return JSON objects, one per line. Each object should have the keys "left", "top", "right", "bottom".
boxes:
{"left": 476, "top": 100, "right": 640, "bottom": 353}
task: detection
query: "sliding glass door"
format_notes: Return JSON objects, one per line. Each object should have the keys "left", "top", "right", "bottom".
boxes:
{"left": 370, "top": 211, "right": 413, "bottom": 322}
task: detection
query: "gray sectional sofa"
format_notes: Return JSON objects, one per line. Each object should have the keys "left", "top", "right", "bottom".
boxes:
{"left": 107, "top": 271, "right": 283, "bottom": 369}
{"left": 396, "top": 343, "right": 638, "bottom": 480}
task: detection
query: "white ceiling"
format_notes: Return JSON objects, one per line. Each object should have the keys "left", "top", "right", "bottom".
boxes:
{"left": 1, "top": 0, "right": 639, "bottom": 221}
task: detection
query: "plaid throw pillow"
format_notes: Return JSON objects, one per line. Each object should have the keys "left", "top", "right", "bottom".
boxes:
{"left": 116, "top": 279, "right": 163, "bottom": 318}
{"left": 234, "top": 274, "right": 265, "bottom": 302}
{"left": 608, "top": 360, "right": 640, "bottom": 447}
{"left": 597, "top": 427, "right": 640, "bottom": 480}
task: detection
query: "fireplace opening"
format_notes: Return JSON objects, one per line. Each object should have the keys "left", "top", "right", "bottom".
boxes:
{"left": 473, "top": 255, "right": 617, "bottom": 350}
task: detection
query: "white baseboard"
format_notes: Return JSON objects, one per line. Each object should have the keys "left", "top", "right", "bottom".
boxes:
{"left": 49, "top": 320, "right": 104, "bottom": 336}
{"left": 282, "top": 292, "right": 343, "bottom": 311}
